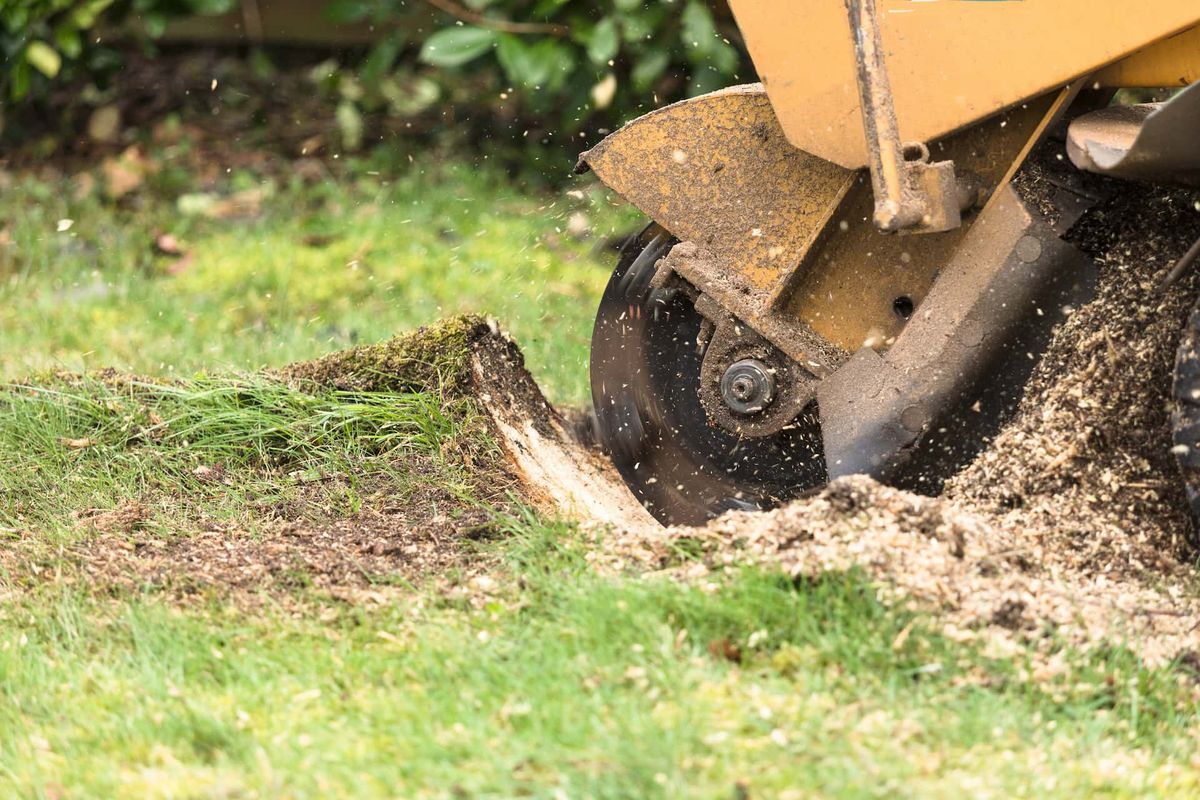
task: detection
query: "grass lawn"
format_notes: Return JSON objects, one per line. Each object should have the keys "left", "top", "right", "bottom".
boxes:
{"left": 1, "top": 153, "right": 1199, "bottom": 798}
{"left": 0, "top": 151, "right": 633, "bottom": 405}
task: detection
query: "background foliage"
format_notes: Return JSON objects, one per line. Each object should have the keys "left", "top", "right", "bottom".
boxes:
{"left": 0, "top": 0, "right": 236, "bottom": 99}
{"left": 0, "top": 0, "right": 751, "bottom": 166}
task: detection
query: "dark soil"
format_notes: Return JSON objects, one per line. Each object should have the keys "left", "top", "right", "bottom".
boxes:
{"left": 2, "top": 48, "right": 431, "bottom": 176}
{"left": 75, "top": 479, "right": 497, "bottom": 598}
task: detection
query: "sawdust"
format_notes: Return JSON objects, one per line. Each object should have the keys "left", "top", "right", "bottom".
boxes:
{"left": 597, "top": 476, "right": 1200, "bottom": 667}
{"left": 953, "top": 175, "right": 1200, "bottom": 560}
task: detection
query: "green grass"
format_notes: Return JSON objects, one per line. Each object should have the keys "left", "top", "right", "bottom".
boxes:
{"left": 2, "top": 152, "right": 1199, "bottom": 798}
{"left": 0, "top": 370, "right": 482, "bottom": 536}
{"left": 0, "top": 152, "right": 635, "bottom": 404}
{"left": 1, "top": 522, "right": 1198, "bottom": 798}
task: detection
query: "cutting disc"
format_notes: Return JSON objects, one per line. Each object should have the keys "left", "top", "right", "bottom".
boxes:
{"left": 589, "top": 225, "right": 827, "bottom": 526}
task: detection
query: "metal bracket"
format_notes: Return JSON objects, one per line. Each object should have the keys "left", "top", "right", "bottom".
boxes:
{"left": 816, "top": 185, "right": 1098, "bottom": 486}
{"left": 844, "top": 0, "right": 972, "bottom": 234}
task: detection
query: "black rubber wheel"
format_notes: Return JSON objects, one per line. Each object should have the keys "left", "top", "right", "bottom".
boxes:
{"left": 589, "top": 224, "right": 827, "bottom": 526}
{"left": 1171, "top": 305, "right": 1200, "bottom": 522}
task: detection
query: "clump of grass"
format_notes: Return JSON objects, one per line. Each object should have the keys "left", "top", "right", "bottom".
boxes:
{"left": 0, "top": 366, "right": 491, "bottom": 534}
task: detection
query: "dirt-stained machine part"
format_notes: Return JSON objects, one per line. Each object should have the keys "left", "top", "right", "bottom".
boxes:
{"left": 582, "top": 0, "right": 1200, "bottom": 528}
{"left": 817, "top": 186, "right": 1097, "bottom": 487}
{"left": 1067, "top": 82, "right": 1200, "bottom": 187}
{"left": 589, "top": 226, "right": 827, "bottom": 526}
{"left": 1095, "top": 25, "right": 1200, "bottom": 87}
{"left": 577, "top": 84, "right": 854, "bottom": 298}
{"left": 784, "top": 93, "right": 1063, "bottom": 354}
{"left": 843, "top": 0, "right": 963, "bottom": 235}
{"left": 696, "top": 314, "right": 819, "bottom": 439}
{"left": 583, "top": 82, "right": 1065, "bottom": 373}
{"left": 578, "top": 85, "right": 856, "bottom": 373}
{"left": 655, "top": 241, "right": 848, "bottom": 377}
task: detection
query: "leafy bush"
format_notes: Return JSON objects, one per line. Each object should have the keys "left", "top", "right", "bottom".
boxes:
{"left": 1, "top": 0, "right": 750, "bottom": 172}
{"left": 329, "top": 0, "right": 750, "bottom": 140}
{"left": 0, "top": 0, "right": 236, "bottom": 100}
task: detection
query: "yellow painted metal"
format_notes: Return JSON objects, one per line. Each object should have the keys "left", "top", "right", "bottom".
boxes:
{"left": 786, "top": 93, "right": 1061, "bottom": 353}
{"left": 580, "top": 85, "right": 855, "bottom": 295}
{"left": 1096, "top": 26, "right": 1200, "bottom": 87}
{"left": 728, "top": 0, "right": 1200, "bottom": 169}
{"left": 581, "top": 82, "right": 1066, "bottom": 364}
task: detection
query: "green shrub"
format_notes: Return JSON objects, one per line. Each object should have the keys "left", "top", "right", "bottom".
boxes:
{"left": 1, "top": 0, "right": 750, "bottom": 171}
{"left": 0, "top": 0, "right": 236, "bottom": 100}
{"left": 320, "top": 1, "right": 750, "bottom": 148}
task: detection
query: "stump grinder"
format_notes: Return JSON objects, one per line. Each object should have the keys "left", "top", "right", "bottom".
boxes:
{"left": 582, "top": 0, "right": 1200, "bottom": 525}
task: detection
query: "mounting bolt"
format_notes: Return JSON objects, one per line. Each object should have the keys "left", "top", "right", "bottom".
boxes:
{"left": 721, "top": 359, "right": 776, "bottom": 415}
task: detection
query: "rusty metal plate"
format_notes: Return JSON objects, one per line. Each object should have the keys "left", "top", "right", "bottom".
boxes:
{"left": 817, "top": 185, "right": 1097, "bottom": 484}
{"left": 785, "top": 93, "right": 1061, "bottom": 354}
{"left": 579, "top": 84, "right": 856, "bottom": 297}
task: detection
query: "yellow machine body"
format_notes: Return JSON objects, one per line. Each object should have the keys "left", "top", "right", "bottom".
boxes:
{"left": 584, "top": 0, "right": 1200, "bottom": 525}
{"left": 582, "top": 2, "right": 1200, "bottom": 358}
{"left": 727, "top": 0, "right": 1200, "bottom": 169}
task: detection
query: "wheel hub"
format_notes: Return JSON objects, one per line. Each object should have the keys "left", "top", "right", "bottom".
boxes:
{"left": 721, "top": 359, "right": 775, "bottom": 414}
{"left": 590, "top": 225, "right": 827, "bottom": 526}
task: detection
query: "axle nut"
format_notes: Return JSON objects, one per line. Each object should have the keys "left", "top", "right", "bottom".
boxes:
{"left": 720, "top": 359, "right": 776, "bottom": 415}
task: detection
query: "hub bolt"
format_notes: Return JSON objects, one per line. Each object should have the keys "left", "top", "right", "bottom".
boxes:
{"left": 720, "top": 359, "right": 776, "bottom": 415}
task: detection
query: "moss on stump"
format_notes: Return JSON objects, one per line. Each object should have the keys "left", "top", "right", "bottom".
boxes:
{"left": 281, "top": 316, "right": 494, "bottom": 395}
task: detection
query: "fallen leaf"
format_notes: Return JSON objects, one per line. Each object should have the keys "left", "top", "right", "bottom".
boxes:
{"left": 101, "top": 146, "right": 155, "bottom": 200}
{"left": 102, "top": 159, "right": 141, "bottom": 198}
{"left": 707, "top": 638, "right": 742, "bottom": 664}
{"left": 208, "top": 187, "right": 265, "bottom": 220}
{"left": 87, "top": 105, "right": 122, "bottom": 144}
{"left": 154, "top": 233, "right": 184, "bottom": 255}
{"left": 165, "top": 251, "right": 195, "bottom": 276}
{"left": 191, "top": 464, "right": 225, "bottom": 481}
{"left": 73, "top": 501, "right": 148, "bottom": 534}
{"left": 297, "top": 135, "right": 325, "bottom": 157}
